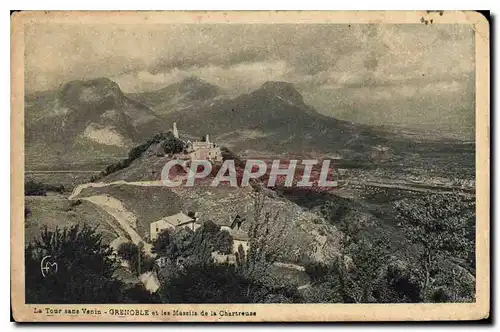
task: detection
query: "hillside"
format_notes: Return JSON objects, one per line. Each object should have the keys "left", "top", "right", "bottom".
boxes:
{"left": 24, "top": 197, "right": 120, "bottom": 245}
{"left": 74, "top": 180, "right": 340, "bottom": 264}
{"left": 153, "top": 80, "right": 392, "bottom": 158}
{"left": 66, "top": 137, "right": 342, "bottom": 264}
{"left": 128, "top": 76, "right": 226, "bottom": 116}
{"left": 25, "top": 78, "right": 164, "bottom": 169}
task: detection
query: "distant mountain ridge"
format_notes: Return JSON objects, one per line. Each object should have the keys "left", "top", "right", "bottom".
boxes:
{"left": 127, "top": 76, "right": 226, "bottom": 115}
{"left": 25, "top": 76, "right": 410, "bottom": 168}
{"left": 153, "top": 79, "right": 391, "bottom": 157}
{"left": 25, "top": 77, "right": 164, "bottom": 168}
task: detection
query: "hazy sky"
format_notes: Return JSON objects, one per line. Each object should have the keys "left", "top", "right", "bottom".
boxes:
{"left": 25, "top": 24, "right": 475, "bottom": 134}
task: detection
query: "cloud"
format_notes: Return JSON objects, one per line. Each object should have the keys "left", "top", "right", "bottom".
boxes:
{"left": 113, "top": 60, "right": 290, "bottom": 94}
{"left": 24, "top": 23, "right": 475, "bottom": 133}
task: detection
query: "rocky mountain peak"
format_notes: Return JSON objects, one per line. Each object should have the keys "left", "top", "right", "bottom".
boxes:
{"left": 254, "top": 81, "right": 305, "bottom": 106}
{"left": 58, "top": 77, "right": 124, "bottom": 109}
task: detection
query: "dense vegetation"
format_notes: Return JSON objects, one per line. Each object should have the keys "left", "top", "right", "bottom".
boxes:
{"left": 152, "top": 221, "right": 233, "bottom": 262}
{"left": 25, "top": 224, "right": 157, "bottom": 303}
{"left": 150, "top": 214, "right": 302, "bottom": 303}
{"left": 25, "top": 190, "right": 475, "bottom": 304}
{"left": 304, "top": 192, "right": 476, "bottom": 303}
{"left": 117, "top": 242, "right": 155, "bottom": 276}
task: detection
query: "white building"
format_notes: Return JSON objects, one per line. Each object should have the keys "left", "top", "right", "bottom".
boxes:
{"left": 150, "top": 211, "right": 201, "bottom": 241}
{"left": 171, "top": 122, "right": 223, "bottom": 162}
{"left": 187, "top": 134, "right": 223, "bottom": 162}
{"left": 231, "top": 230, "right": 250, "bottom": 255}
{"left": 220, "top": 214, "right": 250, "bottom": 255}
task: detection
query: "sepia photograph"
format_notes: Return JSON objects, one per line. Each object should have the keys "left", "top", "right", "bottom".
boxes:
{"left": 10, "top": 10, "right": 489, "bottom": 322}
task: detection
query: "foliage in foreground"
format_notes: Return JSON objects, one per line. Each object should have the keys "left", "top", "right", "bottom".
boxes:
{"left": 305, "top": 192, "right": 476, "bottom": 303}
{"left": 25, "top": 191, "right": 475, "bottom": 304}
{"left": 25, "top": 224, "right": 157, "bottom": 303}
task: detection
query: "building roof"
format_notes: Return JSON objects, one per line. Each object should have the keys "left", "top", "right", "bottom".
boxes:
{"left": 158, "top": 212, "right": 194, "bottom": 227}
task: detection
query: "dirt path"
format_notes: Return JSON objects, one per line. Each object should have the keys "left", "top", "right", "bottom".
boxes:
{"left": 69, "top": 180, "right": 164, "bottom": 200}
{"left": 273, "top": 262, "right": 306, "bottom": 272}
{"left": 78, "top": 195, "right": 153, "bottom": 256}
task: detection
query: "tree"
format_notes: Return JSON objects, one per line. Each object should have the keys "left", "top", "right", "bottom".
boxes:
{"left": 309, "top": 200, "right": 390, "bottom": 303}
{"left": 117, "top": 242, "right": 153, "bottom": 276}
{"left": 159, "top": 264, "right": 250, "bottom": 303}
{"left": 394, "top": 193, "right": 475, "bottom": 302}
{"left": 246, "top": 189, "right": 289, "bottom": 266}
{"left": 236, "top": 244, "right": 246, "bottom": 267}
{"left": 152, "top": 228, "right": 175, "bottom": 258}
{"left": 196, "top": 221, "right": 233, "bottom": 254}
{"left": 152, "top": 223, "right": 233, "bottom": 269}
{"left": 215, "top": 230, "right": 233, "bottom": 254}
{"left": 25, "top": 224, "right": 124, "bottom": 303}
{"left": 372, "top": 259, "right": 421, "bottom": 303}
{"left": 319, "top": 198, "right": 351, "bottom": 224}
{"left": 304, "top": 262, "right": 330, "bottom": 284}
{"left": 172, "top": 227, "right": 195, "bottom": 257}
{"left": 161, "top": 136, "right": 184, "bottom": 155}
{"left": 159, "top": 264, "right": 301, "bottom": 303}
{"left": 343, "top": 238, "right": 388, "bottom": 302}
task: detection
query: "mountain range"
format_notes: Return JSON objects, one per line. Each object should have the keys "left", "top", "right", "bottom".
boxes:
{"left": 25, "top": 76, "right": 452, "bottom": 169}
{"left": 128, "top": 76, "right": 224, "bottom": 116}
{"left": 155, "top": 78, "right": 393, "bottom": 156}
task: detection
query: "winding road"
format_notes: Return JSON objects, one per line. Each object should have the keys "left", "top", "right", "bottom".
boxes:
{"left": 69, "top": 182, "right": 157, "bottom": 256}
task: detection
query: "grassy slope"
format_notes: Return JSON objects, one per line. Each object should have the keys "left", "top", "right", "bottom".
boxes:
{"left": 25, "top": 197, "right": 119, "bottom": 245}
{"left": 277, "top": 186, "right": 418, "bottom": 260}
{"left": 78, "top": 185, "right": 182, "bottom": 238}
{"left": 101, "top": 155, "right": 170, "bottom": 183}
{"left": 78, "top": 181, "right": 340, "bottom": 264}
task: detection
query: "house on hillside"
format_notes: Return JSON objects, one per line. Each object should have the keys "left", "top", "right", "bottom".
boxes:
{"left": 230, "top": 229, "right": 250, "bottom": 255}
{"left": 186, "top": 134, "right": 223, "bottom": 162}
{"left": 171, "top": 122, "right": 222, "bottom": 162}
{"left": 219, "top": 214, "right": 250, "bottom": 256}
{"left": 155, "top": 256, "right": 169, "bottom": 269}
{"left": 211, "top": 214, "right": 250, "bottom": 265}
{"left": 150, "top": 211, "right": 201, "bottom": 241}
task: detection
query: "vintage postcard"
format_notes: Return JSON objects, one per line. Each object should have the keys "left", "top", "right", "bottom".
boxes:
{"left": 11, "top": 11, "right": 489, "bottom": 322}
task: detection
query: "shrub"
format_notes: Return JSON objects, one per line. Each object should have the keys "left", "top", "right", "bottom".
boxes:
{"left": 304, "top": 262, "right": 330, "bottom": 284}
{"left": 98, "top": 131, "right": 185, "bottom": 178}
{"left": 25, "top": 224, "right": 122, "bottom": 303}
{"left": 25, "top": 179, "right": 64, "bottom": 196}
{"left": 117, "top": 242, "right": 153, "bottom": 275}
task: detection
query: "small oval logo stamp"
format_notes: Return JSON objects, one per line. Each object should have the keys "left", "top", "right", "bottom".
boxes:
{"left": 40, "top": 255, "right": 58, "bottom": 277}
